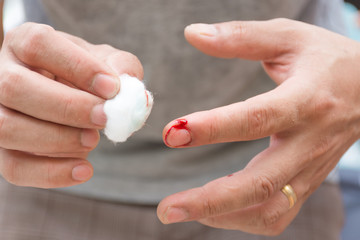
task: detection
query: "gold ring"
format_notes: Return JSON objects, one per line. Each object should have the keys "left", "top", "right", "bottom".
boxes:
{"left": 281, "top": 184, "right": 297, "bottom": 209}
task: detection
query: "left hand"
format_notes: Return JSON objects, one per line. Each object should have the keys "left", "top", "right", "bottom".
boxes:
{"left": 0, "top": 23, "right": 143, "bottom": 188}
{"left": 157, "top": 19, "right": 360, "bottom": 235}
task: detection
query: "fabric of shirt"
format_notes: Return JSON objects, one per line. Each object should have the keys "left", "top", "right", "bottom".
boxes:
{"left": 0, "top": 178, "right": 344, "bottom": 240}
{"left": 21, "top": 0, "right": 345, "bottom": 204}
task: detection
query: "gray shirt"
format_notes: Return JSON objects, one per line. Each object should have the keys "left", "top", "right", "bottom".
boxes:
{"left": 23, "top": 0, "right": 344, "bottom": 204}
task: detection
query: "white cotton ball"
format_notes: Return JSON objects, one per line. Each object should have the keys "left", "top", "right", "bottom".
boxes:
{"left": 103, "top": 74, "right": 153, "bottom": 142}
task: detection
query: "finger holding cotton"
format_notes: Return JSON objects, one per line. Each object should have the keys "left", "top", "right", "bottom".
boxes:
{"left": 103, "top": 74, "right": 153, "bottom": 142}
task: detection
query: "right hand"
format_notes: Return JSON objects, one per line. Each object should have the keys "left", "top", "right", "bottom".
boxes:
{"left": 0, "top": 22, "right": 143, "bottom": 188}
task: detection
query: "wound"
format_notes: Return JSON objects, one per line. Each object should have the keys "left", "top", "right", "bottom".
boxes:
{"left": 145, "top": 90, "right": 149, "bottom": 107}
{"left": 164, "top": 119, "right": 189, "bottom": 146}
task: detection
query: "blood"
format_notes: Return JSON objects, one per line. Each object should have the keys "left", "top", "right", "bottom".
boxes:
{"left": 145, "top": 91, "right": 149, "bottom": 107}
{"left": 164, "top": 119, "right": 188, "bottom": 146}
{"left": 227, "top": 173, "right": 234, "bottom": 177}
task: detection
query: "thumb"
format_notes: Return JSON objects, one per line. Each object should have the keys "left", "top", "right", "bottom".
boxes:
{"left": 184, "top": 19, "right": 304, "bottom": 60}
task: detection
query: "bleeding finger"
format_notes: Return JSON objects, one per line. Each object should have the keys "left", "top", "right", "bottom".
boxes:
{"left": 163, "top": 81, "right": 304, "bottom": 148}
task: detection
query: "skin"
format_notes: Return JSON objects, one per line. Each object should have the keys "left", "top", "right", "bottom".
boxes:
{"left": 1, "top": 5, "right": 358, "bottom": 236}
{"left": 157, "top": 20, "right": 360, "bottom": 235}
{"left": 0, "top": 13, "right": 143, "bottom": 188}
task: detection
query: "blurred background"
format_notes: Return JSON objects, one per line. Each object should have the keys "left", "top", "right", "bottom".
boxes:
{"left": 3, "top": 0, "right": 360, "bottom": 239}
{"left": 3, "top": 0, "right": 24, "bottom": 33}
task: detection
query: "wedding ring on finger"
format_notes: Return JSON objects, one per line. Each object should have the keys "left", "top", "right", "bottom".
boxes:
{"left": 281, "top": 184, "right": 297, "bottom": 209}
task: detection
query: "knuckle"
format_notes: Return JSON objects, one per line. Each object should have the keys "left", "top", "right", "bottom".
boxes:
{"left": 0, "top": 111, "right": 5, "bottom": 136}
{"left": 246, "top": 207, "right": 284, "bottom": 236}
{"left": 301, "top": 183, "right": 312, "bottom": 198}
{"left": 206, "top": 113, "right": 220, "bottom": 144}
{"left": 123, "top": 51, "right": 141, "bottom": 66}
{"left": 60, "top": 95, "right": 75, "bottom": 121}
{"left": 42, "top": 162, "right": 57, "bottom": 189}
{"left": 245, "top": 105, "right": 273, "bottom": 137}
{"left": 126, "top": 52, "right": 144, "bottom": 78}
{"left": 63, "top": 56, "right": 83, "bottom": 82}
{"left": 250, "top": 175, "right": 275, "bottom": 204}
{"left": 268, "top": 18, "right": 298, "bottom": 34}
{"left": 0, "top": 66, "right": 23, "bottom": 106}
{"left": 198, "top": 187, "right": 222, "bottom": 217}
{"left": 0, "top": 107, "right": 10, "bottom": 141}
{"left": 15, "top": 23, "right": 54, "bottom": 62}
{"left": 112, "top": 51, "right": 144, "bottom": 79}
{"left": 229, "top": 21, "right": 247, "bottom": 40}
{"left": 310, "top": 93, "right": 337, "bottom": 119}
{"left": 50, "top": 124, "right": 85, "bottom": 153}
{"left": 266, "top": 18, "right": 303, "bottom": 52}
{"left": 0, "top": 152, "right": 21, "bottom": 186}
{"left": 270, "top": 18, "right": 293, "bottom": 27}
{"left": 52, "top": 125, "right": 67, "bottom": 152}
{"left": 98, "top": 44, "right": 115, "bottom": 53}
{"left": 250, "top": 207, "right": 287, "bottom": 236}
{"left": 261, "top": 208, "right": 282, "bottom": 229}
{"left": 308, "top": 136, "right": 332, "bottom": 161}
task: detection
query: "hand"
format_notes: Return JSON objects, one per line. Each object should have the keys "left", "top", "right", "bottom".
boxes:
{"left": 0, "top": 23, "right": 143, "bottom": 188}
{"left": 157, "top": 19, "right": 360, "bottom": 235}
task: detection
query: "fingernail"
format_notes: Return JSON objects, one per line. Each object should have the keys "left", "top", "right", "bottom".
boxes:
{"left": 164, "top": 120, "right": 191, "bottom": 147}
{"left": 92, "top": 74, "right": 120, "bottom": 99}
{"left": 91, "top": 104, "right": 107, "bottom": 127}
{"left": 163, "top": 207, "right": 189, "bottom": 224}
{"left": 186, "top": 23, "right": 217, "bottom": 37}
{"left": 81, "top": 129, "right": 99, "bottom": 148}
{"left": 72, "top": 164, "right": 93, "bottom": 182}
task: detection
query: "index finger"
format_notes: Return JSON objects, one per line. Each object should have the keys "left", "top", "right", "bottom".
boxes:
{"left": 163, "top": 80, "right": 304, "bottom": 148}
{"left": 6, "top": 23, "right": 120, "bottom": 99}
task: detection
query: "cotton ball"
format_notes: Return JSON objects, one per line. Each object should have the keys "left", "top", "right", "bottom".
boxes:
{"left": 104, "top": 74, "right": 153, "bottom": 142}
